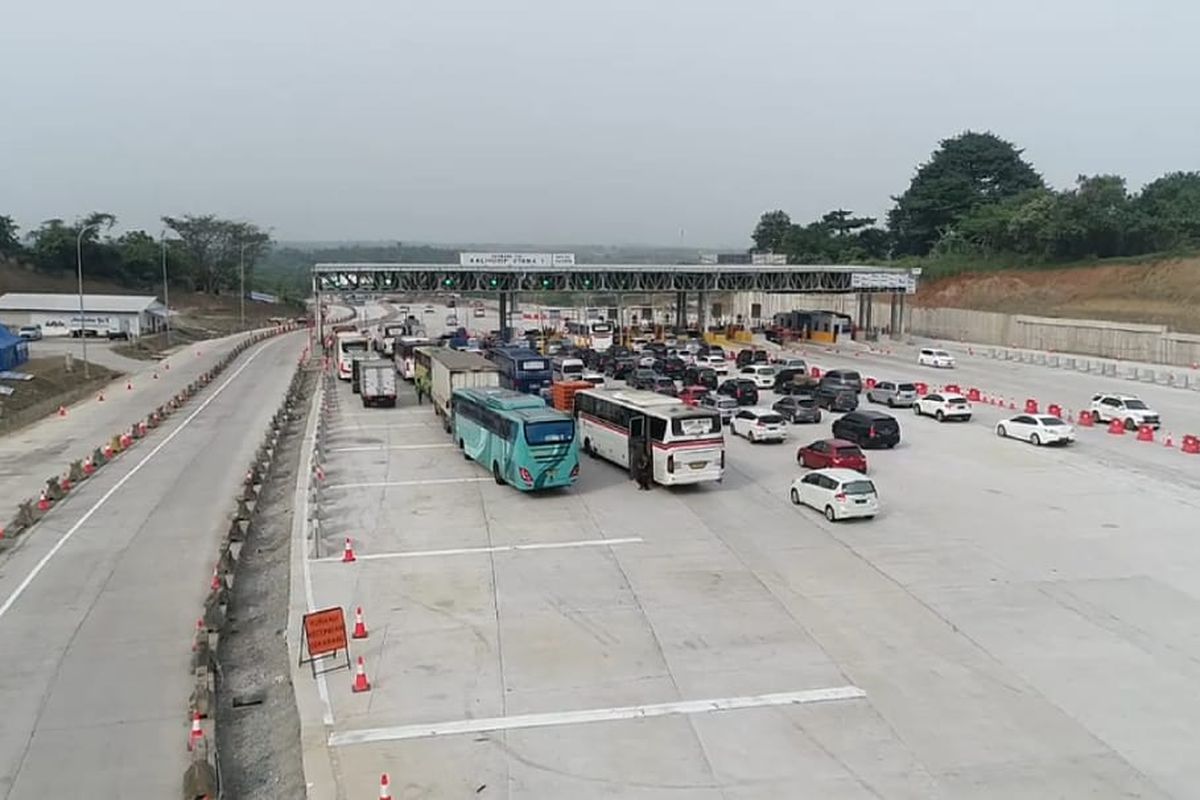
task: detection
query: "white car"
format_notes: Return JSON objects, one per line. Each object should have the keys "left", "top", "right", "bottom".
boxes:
{"left": 996, "top": 414, "right": 1076, "bottom": 446}
{"left": 738, "top": 364, "right": 777, "bottom": 390}
{"left": 703, "top": 354, "right": 729, "bottom": 374}
{"left": 789, "top": 468, "right": 879, "bottom": 522}
{"left": 773, "top": 356, "right": 808, "bottom": 370}
{"left": 17, "top": 324, "right": 43, "bottom": 340}
{"left": 918, "top": 348, "right": 956, "bottom": 368}
{"left": 1089, "top": 393, "right": 1160, "bottom": 430}
{"left": 729, "top": 407, "right": 788, "bottom": 443}
{"left": 581, "top": 370, "right": 606, "bottom": 387}
{"left": 913, "top": 392, "right": 972, "bottom": 422}
{"left": 637, "top": 354, "right": 657, "bottom": 368}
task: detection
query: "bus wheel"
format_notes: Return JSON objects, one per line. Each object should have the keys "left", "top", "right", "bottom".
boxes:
{"left": 584, "top": 438, "right": 596, "bottom": 458}
{"left": 493, "top": 462, "right": 505, "bottom": 485}
{"left": 460, "top": 440, "right": 470, "bottom": 459}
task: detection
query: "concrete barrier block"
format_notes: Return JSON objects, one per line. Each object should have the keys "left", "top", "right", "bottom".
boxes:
{"left": 182, "top": 755, "right": 217, "bottom": 800}
{"left": 1048, "top": 356, "right": 1060, "bottom": 367}
{"left": 1141, "top": 369, "right": 1156, "bottom": 383}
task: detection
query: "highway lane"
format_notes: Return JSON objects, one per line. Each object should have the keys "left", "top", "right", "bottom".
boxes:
{"left": 0, "top": 329, "right": 308, "bottom": 799}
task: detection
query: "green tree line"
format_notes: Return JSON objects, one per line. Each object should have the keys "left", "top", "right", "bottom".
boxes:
{"left": 753, "top": 131, "right": 1200, "bottom": 266}
{"left": 0, "top": 212, "right": 273, "bottom": 295}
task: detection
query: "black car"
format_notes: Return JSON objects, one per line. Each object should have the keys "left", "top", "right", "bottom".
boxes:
{"left": 735, "top": 349, "right": 770, "bottom": 368}
{"left": 628, "top": 368, "right": 659, "bottom": 390}
{"left": 654, "top": 356, "right": 686, "bottom": 379}
{"left": 606, "top": 357, "right": 637, "bottom": 380}
{"left": 832, "top": 410, "right": 901, "bottom": 449}
{"left": 683, "top": 365, "right": 718, "bottom": 389}
{"left": 717, "top": 378, "right": 759, "bottom": 406}
{"left": 814, "top": 384, "right": 859, "bottom": 412}
{"left": 772, "top": 395, "right": 822, "bottom": 424}
{"left": 650, "top": 375, "right": 678, "bottom": 396}
{"left": 820, "top": 369, "right": 864, "bottom": 394}
{"left": 774, "top": 368, "right": 818, "bottom": 394}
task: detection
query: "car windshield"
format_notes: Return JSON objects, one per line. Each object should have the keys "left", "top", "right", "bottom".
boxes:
{"left": 842, "top": 480, "right": 876, "bottom": 495}
{"left": 933, "top": 351, "right": 951, "bottom": 358}
{"left": 524, "top": 420, "right": 575, "bottom": 446}
{"left": 758, "top": 414, "right": 785, "bottom": 425}
{"left": 1041, "top": 417, "right": 1068, "bottom": 426}
{"left": 1124, "top": 399, "right": 1149, "bottom": 410}
{"left": 897, "top": 383, "right": 916, "bottom": 391}
{"left": 872, "top": 421, "right": 898, "bottom": 434}
{"left": 796, "top": 396, "right": 817, "bottom": 406}
{"left": 948, "top": 398, "right": 968, "bottom": 405}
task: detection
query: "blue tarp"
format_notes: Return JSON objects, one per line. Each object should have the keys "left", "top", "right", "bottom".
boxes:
{"left": 0, "top": 327, "right": 30, "bottom": 371}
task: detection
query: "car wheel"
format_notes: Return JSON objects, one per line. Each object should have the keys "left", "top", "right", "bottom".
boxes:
{"left": 935, "top": 410, "right": 945, "bottom": 422}
{"left": 997, "top": 425, "right": 1007, "bottom": 438}
{"left": 1124, "top": 417, "right": 1136, "bottom": 431}
{"left": 790, "top": 488, "right": 800, "bottom": 505}
{"left": 492, "top": 462, "right": 505, "bottom": 485}
{"left": 748, "top": 430, "right": 756, "bottom": 443}
{"left": 824, "top": 505, "right": 837, "bottom": 522}
{"left": 913, "top": 405, "right": 921, "bottom": 416}
{"left": 1030, "top": 433, "right": 1041, "bottom": 446}
{"left": 887, "top": 398, "right": 894, "bottom": 408}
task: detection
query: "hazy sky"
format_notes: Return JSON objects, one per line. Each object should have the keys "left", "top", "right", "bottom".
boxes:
{"left": 2, "top": 1, "right": 1197, "bottom": 247}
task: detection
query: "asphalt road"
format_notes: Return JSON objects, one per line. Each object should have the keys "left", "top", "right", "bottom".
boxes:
{"left": 294, "top": 301, "right": 1200, "bottom": 799}
{"left": 0, "top": 328, "right": 309, "bottom": 799}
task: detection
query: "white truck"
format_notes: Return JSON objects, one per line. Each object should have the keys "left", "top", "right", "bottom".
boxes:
{"left": 424, "top": 347, "right": 500, "bottom": 431}
{"left": 360, "top": 358, "right": 398, "bottom": 408}
{"left": 378, "top": 324, "right": 407, "bottom": 357}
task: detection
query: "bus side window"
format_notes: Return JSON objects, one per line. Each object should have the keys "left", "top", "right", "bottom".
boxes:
{"left": 649, "top": 417, "right": 667, "bottom": 442}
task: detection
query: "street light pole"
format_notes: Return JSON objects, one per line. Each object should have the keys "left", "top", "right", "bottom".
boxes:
{"left": 160, "top": 230, "right": 171, "bottom": 346}
{"left": 239, "top": 241, "right": 248, "bottom": 331}
{"left": 76, "top": 223, "right": 99, "bottom": 379}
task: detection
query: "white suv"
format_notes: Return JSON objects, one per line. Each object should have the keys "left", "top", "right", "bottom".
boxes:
{"left": 917, "top": 348, "right": 956, "bottom": 368}
{"left": 913, "top": 392, "right": 973, "bottom": 422}
{"left": 1089, "top": 393, "right": 1160, "bottom": 430}
{"left": 738, "top": 364, "right": 777, "bottom": 389}
{"left": 730, "top": 407, "right": 788, "bottom": 443}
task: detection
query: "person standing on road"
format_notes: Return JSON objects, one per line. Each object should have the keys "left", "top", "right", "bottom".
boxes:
{"left": 635, "top": 446, "right": 652, "bottom": 490}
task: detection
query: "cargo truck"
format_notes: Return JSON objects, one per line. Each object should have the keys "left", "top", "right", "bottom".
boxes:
{"left": 420, "top": 346, "right": 500, "bottom": 432}
{"left": 360, "top": 358, "right": 398, "bottom": 407}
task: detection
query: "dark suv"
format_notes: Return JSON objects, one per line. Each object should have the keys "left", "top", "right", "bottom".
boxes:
{"left": 717, "top": 378, "right": 759, "bottom": 406}
{"left": 628, "top": 368, "right": 658, "bottom": 390}
{"left": 650, "top": 375, "right": 678, "bottom": 396}
{"left": 654, "top": 356, "right": 686, "bottom": 378}
{"left": 832, "top": 410, "right": 901, "bottom": 449}
{"left": 814, "top": 384, "right": 859, "bottom": 412}
{"left": 606, "top": 357, "right": 637, "bottom": 380}
{"left": 682, "top": 365, "right": 718, "bottom": 389}
{"left": 820, "top": 369, "right": 863, "bottom": 394}
{"left": 735, "top": 349, "right": 770, "bottom": 368}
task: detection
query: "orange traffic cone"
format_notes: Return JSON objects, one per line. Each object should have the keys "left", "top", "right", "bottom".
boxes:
{"left": 126, "top": 381, "right": 133, "bottom": 391}
{"left": 352, "top": 656, "right": 371, "bottom": 693}
{"left": 352, "top": 607, "right": 369, "bottom": 639}
{"left": 187, "top": 711, "right": 204, "bottom": 751}
{"left": 97, "top": 392, "right": 105, "bottom": 402}
{"left": 57, "top": 405, "right": 67, "bottom": 417}
{"left": 83, "top": 457, "right": 95, "bottom": 475}
{"left": 60, "top": 474, "right": 72, "bottom": 493}
{"left": 379, "top": 773, "right": 393, "bottom": 800}
{"left": 192, "top": 618, "right": 206, "bottom": 651}
{"left": 314, "top": 464, "right": 325, "bottom": 482}
{"left": 1164, "top": 432, "right": 1175, "bottom": 448}
{"left": 210, "top": 567, "right": 222, "bottom": 591}
{"left": 37, "top": 490, "right": 51, "bottom": 512}
{"left": 342, "top": 538, "right": 357, "bottom": 563}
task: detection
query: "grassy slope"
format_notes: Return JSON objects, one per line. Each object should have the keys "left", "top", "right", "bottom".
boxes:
{"left": 914, "top": 256, "right": 1200, "bottom": 333}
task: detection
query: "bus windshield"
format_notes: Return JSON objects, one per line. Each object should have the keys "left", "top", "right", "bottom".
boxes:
{"left": 525, "top": 419, "right": 575, "bottom": 446}
{"left": 342, "top": 340, "right": 368, "bottom": 352}
{"left": 673, "top": 414, "right": 720, "bottom": 436}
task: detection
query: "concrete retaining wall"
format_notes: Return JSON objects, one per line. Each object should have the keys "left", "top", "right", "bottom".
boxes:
{"left": 910, "top": 307, "right": 1200, "bottom": 367}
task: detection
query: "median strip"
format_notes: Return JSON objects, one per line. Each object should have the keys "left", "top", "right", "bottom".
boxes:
{"left": 311, "top": 536, "right": 643, "bottom": 563}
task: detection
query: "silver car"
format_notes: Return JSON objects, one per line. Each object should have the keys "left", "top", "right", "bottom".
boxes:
{"left": 700, "top": 393, "right": 738, "bottom": 423}
{"left": 866, "top": 380, "right": 918, "bottom": 408}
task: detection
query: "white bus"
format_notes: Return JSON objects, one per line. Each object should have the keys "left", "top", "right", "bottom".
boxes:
{"left": 394, "top": 336, "right": 434, "bottom": 380}
{"left": 552, "top": 356, "right": 585, "bottom": 383}
{"left": 573, "top": 388, "right": 724, "bottom": 485}
{"left": 565, "top": 320, "right": 615, "bottom": 352}
{"left": 335, "top": 332, "right": 370, "bottom": 380}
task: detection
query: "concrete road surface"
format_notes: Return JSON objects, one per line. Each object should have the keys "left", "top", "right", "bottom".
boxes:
{"left": 0, "top": 329, "right": 309, "bottom": 799}
{"left": 25, "top": 336, "right": 150, "bottom": 374}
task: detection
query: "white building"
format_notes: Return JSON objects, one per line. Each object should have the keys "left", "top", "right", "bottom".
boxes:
{"left": 0, "top": 293, "right": 167, "bottom": 338}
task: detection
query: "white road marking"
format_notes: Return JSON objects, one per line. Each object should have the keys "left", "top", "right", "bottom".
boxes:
{"left": 328, "top": 685, "right": 867, "bottom": 745}
{"left": 299, "top": 381, "right": 335, "bottom": 726}
{"left": 330, "top": 423, "right": 435, "bottom": 431}
{"left": 324, "top": 477, "right": 490, "bottom": 490}
{"left": 328, "top": 443, "right": 454, "bottom": 453}
{"left": 0, "top": 336, "right": 281, "bottom": 621}
{"left": 312, "top": 536, "right": 643, "bottom": 563}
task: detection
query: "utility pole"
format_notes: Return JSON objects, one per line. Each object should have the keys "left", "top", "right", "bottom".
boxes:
{"left": 75, "top": 223, "right": 100, "bottom": 379}
{"left": 160, "top": 230, "right": 171, "bottom": 346}
{"left": 239, "top": 241, "right": 248, "bottom": 330}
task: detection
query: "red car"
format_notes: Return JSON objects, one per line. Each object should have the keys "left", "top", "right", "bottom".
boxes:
{"left": 796, "top": 438, "right": 868, "bottom": 473}
{"left": 678, "top": 385, "right": 711, "bottom": 406}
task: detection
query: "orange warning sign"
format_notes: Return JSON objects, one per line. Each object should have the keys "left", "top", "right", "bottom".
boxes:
{"left": 300, "top": 607, "right": 352, "bottom": 677}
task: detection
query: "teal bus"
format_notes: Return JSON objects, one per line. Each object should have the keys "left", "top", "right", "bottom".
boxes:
{"left": 451, "top": 387, "right": 580, "bottom": 491}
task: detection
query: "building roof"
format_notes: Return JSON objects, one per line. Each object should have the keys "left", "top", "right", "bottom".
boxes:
{"left": 0, "top": 293, "right": 163, "bottom": 313}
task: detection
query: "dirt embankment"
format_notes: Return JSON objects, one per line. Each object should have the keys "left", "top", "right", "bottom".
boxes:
{"left": 915, "top": 258, "right": 1200, "bottom": 333}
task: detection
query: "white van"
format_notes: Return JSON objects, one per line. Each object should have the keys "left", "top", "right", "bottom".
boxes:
{"left": 552, "top": 356, "right": 585, "bottom": 383}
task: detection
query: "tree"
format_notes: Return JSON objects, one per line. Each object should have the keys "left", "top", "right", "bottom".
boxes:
{"left": 115, "top": 231, "right": 164, "bottom": 288}
{"left": 820, "top": 209, "right": 876, "bottom": 238}
{"left": 0, "top": 215, "right": 21, "bottom": 257}
{"left": 1136, "top": 171, "right": 1200, "bottom": 250}
{"left": 752, "top": 210, "right": 791, "bottom": 252}
{"left": 888, "top": 131, "right": 1045, "bottom": 255}
{"left": 162, "top": 215, "right": 271, "bottom": 294}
